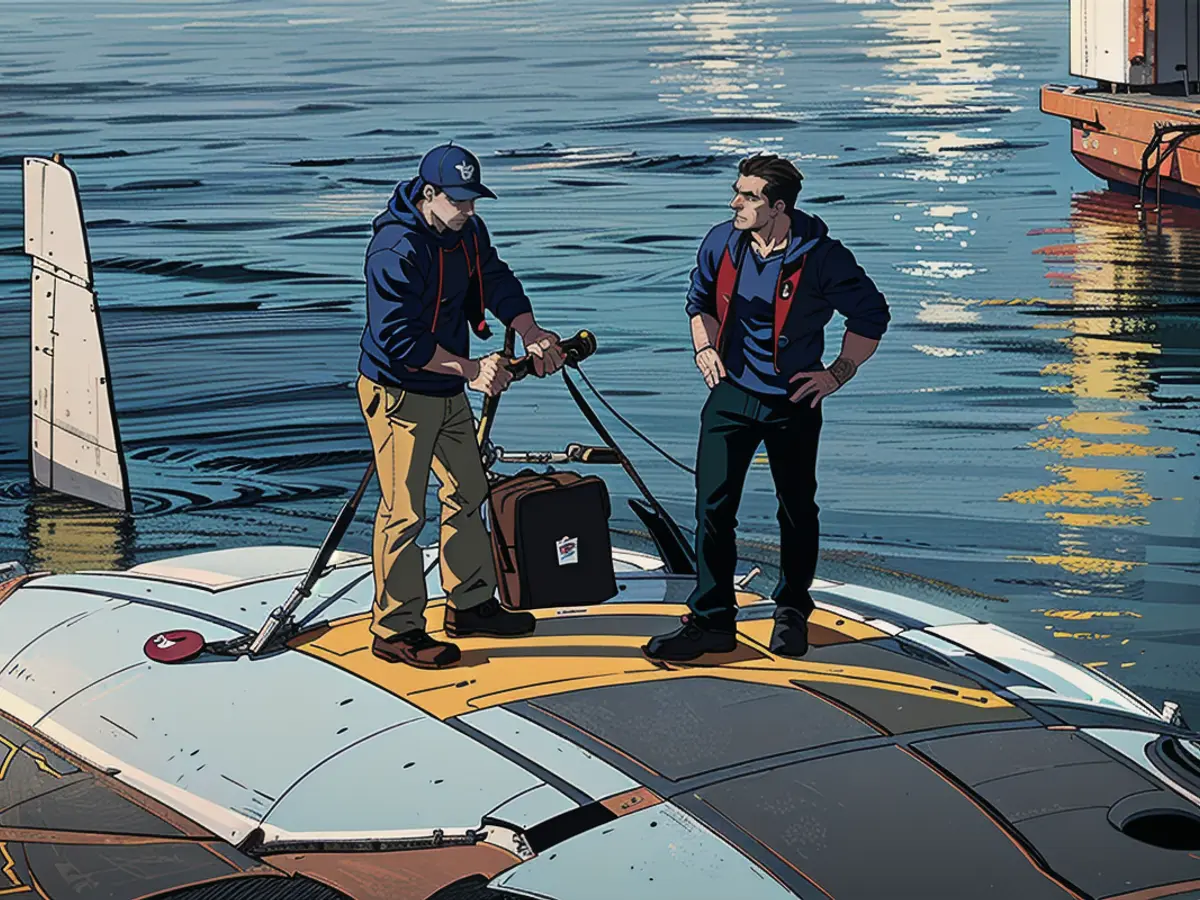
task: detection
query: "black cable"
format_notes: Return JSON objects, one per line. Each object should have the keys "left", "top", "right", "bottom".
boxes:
{"left": 560, "top": 368, "right": 698, "bottom": 573}
{"left": 572, "top": 365, "right": 697, "bottom": 477}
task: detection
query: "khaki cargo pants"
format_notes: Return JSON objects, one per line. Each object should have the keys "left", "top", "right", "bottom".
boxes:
{"left": 357, "top": 375, "right": 496, "bottom": 639}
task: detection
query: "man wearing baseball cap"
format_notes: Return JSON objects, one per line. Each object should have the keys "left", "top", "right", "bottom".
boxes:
{"left": 357, "top": 141, "right": 565, "bottom": 669}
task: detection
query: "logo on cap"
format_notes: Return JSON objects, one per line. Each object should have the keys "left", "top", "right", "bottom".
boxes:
{"left": 419, "top": 142, "right": 497, "bottom": 200}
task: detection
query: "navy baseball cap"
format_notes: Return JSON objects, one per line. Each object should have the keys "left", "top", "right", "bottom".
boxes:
{"left": 418, "top": 142, "right": 497, "bottom": 201}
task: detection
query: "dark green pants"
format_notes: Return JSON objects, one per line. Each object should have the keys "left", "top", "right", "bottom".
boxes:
{"left": 687, "top": 380, "right": 822, "bottom": 629}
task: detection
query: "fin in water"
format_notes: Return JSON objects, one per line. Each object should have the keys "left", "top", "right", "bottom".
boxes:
{"left": 22, "top": 154, "right": 131, "bottom": 513}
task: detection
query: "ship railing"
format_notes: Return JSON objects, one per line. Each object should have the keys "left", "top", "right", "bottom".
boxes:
{"left": 1135, "top": 120, "right": 1200, "bottom": 222}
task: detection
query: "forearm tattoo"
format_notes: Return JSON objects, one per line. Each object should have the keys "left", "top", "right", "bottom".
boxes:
{"left": 830, "top": 356, "right": 858, "bottom": 386}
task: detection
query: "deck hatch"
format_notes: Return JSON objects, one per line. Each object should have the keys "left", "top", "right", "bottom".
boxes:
{"left": 916, "top": 729, "right": 1200, "bottom": 898}
{"left": 689, "top": 745, "right": 1077, "bottom": 899}
{"left": 527, "top": 676, "right": 876, "bottom": 781}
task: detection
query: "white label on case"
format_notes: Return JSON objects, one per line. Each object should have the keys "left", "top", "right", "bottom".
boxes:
{"left": 556, "top": 536, "right": 579, "bottom": 566}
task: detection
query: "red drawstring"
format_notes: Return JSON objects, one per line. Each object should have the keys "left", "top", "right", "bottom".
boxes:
{"left": 472, "top": 234, "right": 485, "bottom": 335}
{"left": 429, "top": 238, "right": 485, "bottom": 337}
{"left": 431, "top": 248, "right": 444, "bottom": 332}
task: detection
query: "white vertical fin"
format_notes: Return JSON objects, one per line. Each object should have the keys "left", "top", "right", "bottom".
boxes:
{"left": 23, "top": 156, "right": 131, "bottom": 513}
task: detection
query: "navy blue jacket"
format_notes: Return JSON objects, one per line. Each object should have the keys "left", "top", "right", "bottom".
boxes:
{"left": 358, "top": 178, "right": 532, "bottom": 396}
{"left": 685, "top": 210, "right": 890, "bottom": 380}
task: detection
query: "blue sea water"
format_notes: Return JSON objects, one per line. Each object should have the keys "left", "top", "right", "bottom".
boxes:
{"left": 0, "top": 0, "right": 1197, "bottom": 716}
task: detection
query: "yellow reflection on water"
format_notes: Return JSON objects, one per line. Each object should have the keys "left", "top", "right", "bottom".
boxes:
{"left": 1026, "top": 437, "right": 1173, "bottom": 458}
{"left": 1046, "top": 328, "right": 1161, "bottom": 402}
{"left": 1034, "top": 608, "right": 1143, "bottom": 620}
{"left": 1038, "top": 412, "right": 1150, "bottom": 436}
{"left": 999, "top": 192, "right": 1190, "bottom": 591}
{"left": 1011, "top": 554, "right": 1143, "bottom": 575}
{"left": 1052, "top": 631, "right": 1114, "bottom": 640}
{"left": 22, "top": 491, "right": 135, "bottom": 574}
{"left": 1000, "top": 465, "right": 1155, "bottom": 509}
{"left": 1046, "top": 512, "right": 1150, "bottom": 528}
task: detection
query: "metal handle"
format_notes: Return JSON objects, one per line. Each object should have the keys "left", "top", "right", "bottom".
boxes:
{"left": 478, "top": 330, "right": 598, "bottom": 468}
{"left": 476, "top": 326, "right": 517, "bottom": 452}
{"left": 504, "top": 330, "right": 597, "bottom": 383}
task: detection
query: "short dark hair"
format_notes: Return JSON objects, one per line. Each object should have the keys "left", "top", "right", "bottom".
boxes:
{"left": 738, "top": 154, "right": 803, "bottom": 212}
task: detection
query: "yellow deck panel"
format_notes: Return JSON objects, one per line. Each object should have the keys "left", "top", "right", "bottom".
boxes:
{"left": 291, "top": 602, "right": 1010, "bottom": 721}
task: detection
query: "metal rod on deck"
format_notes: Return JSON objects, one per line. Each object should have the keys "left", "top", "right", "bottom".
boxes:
{"left": 247, "top": 459, "right": 376, "bottom": 656}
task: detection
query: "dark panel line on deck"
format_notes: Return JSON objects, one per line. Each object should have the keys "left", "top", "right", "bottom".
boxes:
{"left": 445, "top": 717, "right": 594, "bottom": 808}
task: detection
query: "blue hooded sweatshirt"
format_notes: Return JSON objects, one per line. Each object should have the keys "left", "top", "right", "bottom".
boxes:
{"left": 358, "top": 178, "right": 532, "bottom": 396}
{"left": 685, "top": 209, "right": 890, "bottom": 398}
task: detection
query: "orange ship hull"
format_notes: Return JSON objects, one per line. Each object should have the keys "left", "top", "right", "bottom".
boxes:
{"left": 1041, "top": 83, "right": 1200, "bottom": 205}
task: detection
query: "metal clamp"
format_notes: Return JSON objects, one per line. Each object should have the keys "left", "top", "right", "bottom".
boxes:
{"left": 1162, "top": 700, "right": 1189, "bottom": 729}
{"left": 492, "top": 443, "right": 622, "bottom": 466}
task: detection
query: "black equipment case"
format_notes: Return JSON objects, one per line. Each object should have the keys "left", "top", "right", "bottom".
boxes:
{"left": 488, "top": 470, "right": 618, "bottom": 610}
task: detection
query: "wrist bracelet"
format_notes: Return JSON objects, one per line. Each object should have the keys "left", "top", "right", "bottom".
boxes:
{"left": 695, "top": 345, "right": 713, "bottom": 357}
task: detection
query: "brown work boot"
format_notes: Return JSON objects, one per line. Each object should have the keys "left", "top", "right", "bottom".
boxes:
{"left": 372, "top": 629, "right": 461, "bottom": 669}
{"left": 444, "top": 598, "right": 536, "bottom": 638}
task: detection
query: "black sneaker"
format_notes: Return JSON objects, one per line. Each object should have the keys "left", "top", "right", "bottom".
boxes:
{"left": 372, "top": 630, "right": 461, "bottom": 669}
{"left": 643, "top": 614, "right": 737, "bottom": 662}
{"left": 770, "top": 608, "right": 809, "bottom": 658}
{"left": 444, "top": 598, "right": 536, "bottom": 638}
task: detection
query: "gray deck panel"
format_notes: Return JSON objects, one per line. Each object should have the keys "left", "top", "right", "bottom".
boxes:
{"left": 529, "top": 676, "right": 876, "bottom": 782}
{"left": 24, "top": 840, "right": 236, "bottom": 900}
{"left": 800, "top": 679, "right": 1030, "bottom": 733}
{"left": 1017, "top": 807, "right": 1200, "bottom": 898}
{"left": 916, "top": 729, "right": 1157, "bottom": 823}
{"left": 0, "top": 750, "right": 90, "bottom": 818}
{"left": 695, "top": 745, "right": 1076, "bottom": 900}
{"left": 0, "top": 775, "right": 185, "bottom": 836}
{"left": 913, "top": 727, "right": 1129, "bottom": 784}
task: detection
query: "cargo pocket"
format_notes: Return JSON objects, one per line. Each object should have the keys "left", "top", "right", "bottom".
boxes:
{"left": 383, "top": 385, "right": 406, "bottom": 418}
{"left": 358, "top": 379, "right": 396, "bottom": 514}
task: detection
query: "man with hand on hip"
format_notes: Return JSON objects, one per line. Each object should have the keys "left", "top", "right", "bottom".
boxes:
{"left": 645, "top": 153, "right": 890, "bottom": 663}
{"left": 357, "top": 141, "right": 565, "bottom": 669}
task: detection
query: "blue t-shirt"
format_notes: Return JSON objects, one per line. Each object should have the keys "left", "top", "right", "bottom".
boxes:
{"left": 723, "top": 247, "right": 790, "bottom": 398}
{"left": 685, "top": 214, "right": 892, "bottom": 387}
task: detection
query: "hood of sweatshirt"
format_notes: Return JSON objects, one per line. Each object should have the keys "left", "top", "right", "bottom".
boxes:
{"left": 371, "top": 177, "right": 474, "bottom": 250}
{"left": 783, "top": 208, "right": 829, "bottom": 263}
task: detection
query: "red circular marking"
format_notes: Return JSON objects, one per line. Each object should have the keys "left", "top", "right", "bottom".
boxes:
{"left": 144, "top": 630, "right": 205, "bottom": 663}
